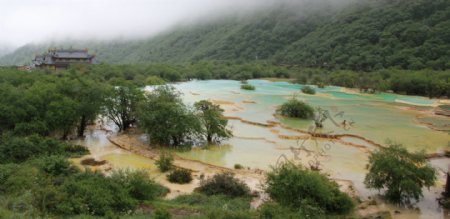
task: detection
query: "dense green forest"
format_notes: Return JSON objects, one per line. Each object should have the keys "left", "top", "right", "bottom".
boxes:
{"left": 1, "top": 0, "right": 449, "bottom": 71}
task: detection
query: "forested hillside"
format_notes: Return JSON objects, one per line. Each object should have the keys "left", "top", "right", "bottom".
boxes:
{"left": 276, "top": 0, "right": 450, "bottom": 70}
{"left": 1, "top": 0, "right": 449, "bottom": 71}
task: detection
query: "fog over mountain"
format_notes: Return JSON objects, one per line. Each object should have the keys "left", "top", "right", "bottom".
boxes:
{"left": 2, "top": 0, "right": 448, "bottom": 71}
{"left": 0, "top": 0, "right": 284, "bottom": 48}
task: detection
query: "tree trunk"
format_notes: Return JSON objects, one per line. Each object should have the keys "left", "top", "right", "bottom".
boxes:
{"left": 172, "top": 136, "right": 179, "bottom": 146}
{"left": 207, "top": 135, "right": 212, "bottom": 143}
{"left": 123, "top": 120, "right": 131, "bottom": 132}
{"left": 445, "top": 164, "right": 450, "bottom": 197}
{"left": 62, "top": 129, "right": 69, "bottom": 140}
{"left": 77, "top": 115, "right": 87, "bottom": 137}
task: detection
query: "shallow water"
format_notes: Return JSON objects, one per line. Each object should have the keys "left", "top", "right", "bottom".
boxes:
{"left": 164, "top": 79, "right": 450, "bottom": 218}
{"left": 76, "top": 80, "right": 450, "bottom": 218}
{"left": 171, "top": 80, "right": 449, "bottom": 151}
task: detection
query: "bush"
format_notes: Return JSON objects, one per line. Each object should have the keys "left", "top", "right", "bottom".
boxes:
{"left": 0, "top": 164, "right": 20, "bottom": 193}
{"left": 0, "top": 135, "right": 53, "bottom": 163}
{"left": 265, "top": 163, "right": 354, "bottom": 214}
{"left": 234, "top": 164, "right": 244, "bottom": 169}
{"left": 5, "top": 191, "right": 34, "bottom": 214}
{"left": 61, "top": 144, "right": 89, "bottom": 158}
{"left": 364, "top": 143, "right": 437, "bottom": 204}
{"left": 0, "top": 135, "right": 88, "bottom": 164}
{"left": 172, "top": 193, "right": 251, "bottom": 211}
{"left": 205, "top": 209, "right": 253, "bottom": 219}
{"left": 1, "top": 165, "right": 166, "bottom": 216}
{"left": 55, "top": 171, "right": 137, "bottom": 216}
{"left": 277, "top": 98, "right": 315, "bottom": 119}
{"left": 36, "top": 155, "right": 78, "bottom": 176}
{"left": 145, "top": 76, "right": 166, "bottom": 85}
{"left": 0, "top": 164, "right": 40, "bottom": 195}
{"left": 195, "top": 173, "right": 250, "bottom": 198}
{"left": 32, "top": 185, "right": 62, "bottom": 214}
{"left": 110, "top": 169, "right": 169, "bottom": 201}
{"left": 258, "top": 202, "right": 292, "bottom": 219}
{"left": 240, "top": 84, "right": 255, "bottom": 90}
{"left": 156, "top": 151, "right": 173, "bottom": 172}
{"left": 301, "top": 86, "right": 316, "bottom": 95}
{"left": 441, "top": 197, "right": 450, "bottom": 209}
{"left": 153, "top": 209, "right": 171, "bottom": 219}
{"left": 258, "top": 201, "right": 324, "bottom": 219}
{"left": 167, "top": 169, "right": 192, "bottom": 184}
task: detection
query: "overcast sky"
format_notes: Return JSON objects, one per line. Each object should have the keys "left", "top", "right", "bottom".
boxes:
{"left": 0, "top": 0, "right": 275, "bottom": 48}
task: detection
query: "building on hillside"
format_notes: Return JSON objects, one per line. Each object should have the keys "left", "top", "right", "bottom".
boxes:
{"left": 32, "top": 48, "right": 97, "bottom": 70}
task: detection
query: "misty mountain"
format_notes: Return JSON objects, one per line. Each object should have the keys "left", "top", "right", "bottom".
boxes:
{"left": 0, "top": 46, "right": 12, "bottom": 59}
{"left": 1, "top": 0, "right": 449, "bottom": 71}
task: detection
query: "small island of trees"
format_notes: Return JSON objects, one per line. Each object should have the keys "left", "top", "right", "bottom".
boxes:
{"left": 138, "top": 85, "right": 232, "bottom": 147}
{"left": 365, "top": 143, "right": 437, "bottom": 204}
{"left": 301, "top": 85, "right": 316, "bottom": 95}
{"left": 241, "top": 84, "right": 255, "bottom": 90}
{"left": 277, "top": 98, "right": 315, "bottom": 119}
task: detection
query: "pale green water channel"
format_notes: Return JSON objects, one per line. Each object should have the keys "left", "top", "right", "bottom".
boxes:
{"left": 79, "top": 80, "right": 449, "bottom": 218}
{"left": 169, "top": 80, "right": 450, "bottom": 218}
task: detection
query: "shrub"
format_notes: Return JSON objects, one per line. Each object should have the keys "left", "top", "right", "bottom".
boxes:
{"left": 55, "top": 171, "right": 137, "bottom": 216}
{"left": 258, "top": 202, "right": 292, "bottom": 219}
{"left": 32, "top": 185, "right": 62, "bottom": 213}
{"left": 167, "top": 169, "right": 192, "bottom": 184}
{"left": 153, "top": 209, "right": 171, "bottom": 219}
{"left": 0, "top": 164, "right": 20, "bottom": 193}
{"left": 240, "top": 84, "right": 255, "bottom": 90}
{"left": 0, "top": 135, "right": 52, "bottom": 163}
{"left": 0, "top": 135, "right": 88, "bottom": 164}
{"left": 61, "top": 144, "right": 89, "bottom": 157}
{"left": 110, "top": 169, "right": 169, "bottom": 201}
{"left": 265, "top": 163, "right": 354, "bottom": 214}
{"left": 258, "top": 201, "right": 324, "bottom": 219}
{"left": 195, "top": 173, "right": 250, "bottom": 198}
{"left": 145, "top": 76, "right": 166, "bottom": 85}
{"left": 36, "top": 155, "right": 78, "bottom": 176}
{"left": 234, "top": 164, "right": 244, "bottom": 169}
{"left": 0, "top": 164, "right": 40, "bottom": 195}
{"left": 277, "top": 98, "right": 315, "bottom": 119}
{"left": 205, "top": 209, "right": 253, "bottom": 219}
{"left": 156, "top": 151, "right": 174, "bottom": 172}
{"left": 364, "top": 143, "right": 437, "bottom": 204}
{"left": 5, "top": 191, "right": 34, "bottom": 214}
{"left": 172, "top": 193, "right": 251, "bottom": 211}
{"left": 301, "top": 86, "right": 316, "bottom": 95}
{"left": 442, "top": 198, "right": 450, "bottom": 209}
